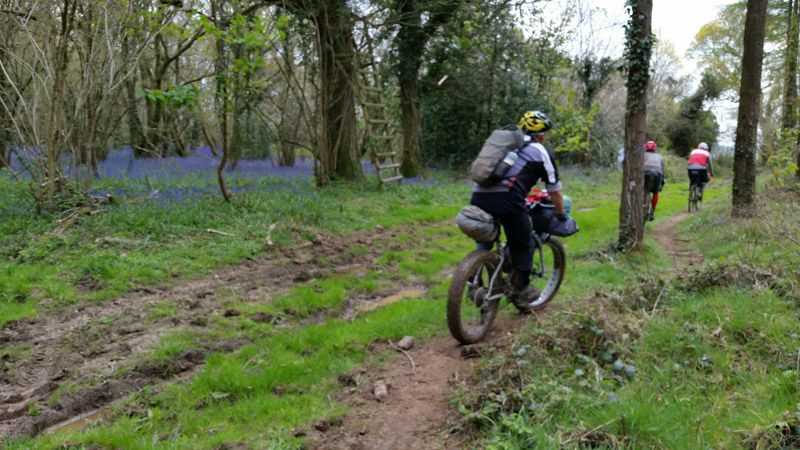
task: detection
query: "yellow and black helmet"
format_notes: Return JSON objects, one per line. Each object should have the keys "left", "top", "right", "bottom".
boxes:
{"left": 519, "top": 111, "right": 553, "bottom": 133}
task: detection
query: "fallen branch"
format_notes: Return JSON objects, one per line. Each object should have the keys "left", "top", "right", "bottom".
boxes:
{"left": 648, "top": 283, "right": 667, "bottom": 317}
{"left": 755, "top": 213, "right": 800, "bottom": 248}
{"left": 560, "top": 416, "right": 620, "bottom": 446}
{"left": 388, "top": 338, "right": 416, "bottom": 375}
{"left": 243, "top": 351, "right": 267, "bottom": 370}
{"left": 52, "top": 207, "right": 92, "bottom": 235}
{"left": 206, "top": 228, "right": 234, "bottom": 237}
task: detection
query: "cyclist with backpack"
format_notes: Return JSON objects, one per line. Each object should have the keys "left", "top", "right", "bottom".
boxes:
{"left": 470, "top": 111, "right": 566, "bottom": 311}
{"left": 643, "top": 140, "right": 665, "bottom": 221}
{"left": 687, "top": 142, "right": 714, "bottom": 200}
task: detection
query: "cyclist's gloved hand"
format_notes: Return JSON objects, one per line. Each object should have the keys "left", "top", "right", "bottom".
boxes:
{"left": 555, "top": 212, "right": 569, "bottom": 222}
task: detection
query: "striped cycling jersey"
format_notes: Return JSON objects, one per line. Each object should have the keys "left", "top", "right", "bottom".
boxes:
{"left": 688, "top": 148, "right": 714, "bottom": 175}
{"left": 472, "top": 139, "right": 561, "bottom": 195}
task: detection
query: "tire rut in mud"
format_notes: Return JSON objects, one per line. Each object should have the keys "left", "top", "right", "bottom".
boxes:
{"left": 0, "top": 221, "right": 449, "bottom": 439}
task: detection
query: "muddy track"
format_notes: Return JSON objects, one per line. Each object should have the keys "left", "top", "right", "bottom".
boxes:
{"left": 654, "top": 211, "right": 703, "bottom": 269}
{"left": 304, "top": 313, "right": 541, "bottom": 450}
{"left": 0, "top": 221, "right": 450, "bottom": 439}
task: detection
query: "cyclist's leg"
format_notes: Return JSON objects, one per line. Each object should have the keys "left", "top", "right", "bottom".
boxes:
{"left": 698, "top": 169, "right": 709, "bottom": 199}
{"left": 497, "top": 213, "right": 533, "bottom": 290}
{"left": 651, "top": 173, "right": 662, "bottom": 211}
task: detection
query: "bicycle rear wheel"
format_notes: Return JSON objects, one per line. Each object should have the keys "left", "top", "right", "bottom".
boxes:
{"left": 688, "top": 184, "right": 698, "bottom": 212}
{"left": 525, "top": 237, "right": 566, "bottom": 310}
{"left": 447, "top": 250, "right": 501, "bottom": 344}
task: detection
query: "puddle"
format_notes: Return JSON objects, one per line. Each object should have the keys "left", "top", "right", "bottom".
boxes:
{"left": 362, "top": 289, "right": 426, "bottom": 312}
{"left": 44, "top": 407, "right": 112, "bottom": 435}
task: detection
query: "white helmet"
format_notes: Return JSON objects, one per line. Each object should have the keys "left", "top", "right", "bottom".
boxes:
{"left": 698, "top": 142, "right": 709, "bottom": 150}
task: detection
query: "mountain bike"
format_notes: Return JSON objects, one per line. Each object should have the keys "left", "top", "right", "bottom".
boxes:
{"left": 447, "top": 230, "right": 566, "bottom": 345}
{"left": 643, "top": 189, "right": 653, "bottom": 224}
{"left": 688, "top": 181, "right": 701, "bottom": 213}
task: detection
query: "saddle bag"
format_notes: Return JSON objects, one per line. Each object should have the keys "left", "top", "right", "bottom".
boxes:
{"left": 455, "top": 206, "right": 499, "bottom": 242}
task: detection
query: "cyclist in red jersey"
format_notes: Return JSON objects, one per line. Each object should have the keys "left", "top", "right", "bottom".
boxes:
{"left": 687, "top": 142, "right": 714, "bottom": 200}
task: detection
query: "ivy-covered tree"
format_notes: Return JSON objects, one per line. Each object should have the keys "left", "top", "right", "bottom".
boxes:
{"left": 618, "top": 0, "right": 653, "bottom": 249}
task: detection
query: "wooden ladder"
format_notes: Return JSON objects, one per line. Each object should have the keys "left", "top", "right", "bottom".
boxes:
{"left": 356, "top": 22, "right": 402, "bottom": 188}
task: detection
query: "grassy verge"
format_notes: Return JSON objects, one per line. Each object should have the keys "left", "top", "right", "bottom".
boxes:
{"left": 454, "top": 184, "right": 800, "bottom": 448}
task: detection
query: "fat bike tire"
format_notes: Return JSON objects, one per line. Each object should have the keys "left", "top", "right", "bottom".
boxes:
{"left": 522, "top": 237, "right": 566, "bottom": 311}
{"left": 447, "top": 250, "right": 501, "bottom": 345}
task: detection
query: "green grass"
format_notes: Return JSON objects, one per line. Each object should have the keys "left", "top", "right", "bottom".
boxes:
{"left": 13, "top": 160, "right": 786, "bottom": 448}
{"left": 0, "top": 174, "right": 471, "bottom": 326}
{"left": 455, "top": 181, "right": 800, "bottom": 449}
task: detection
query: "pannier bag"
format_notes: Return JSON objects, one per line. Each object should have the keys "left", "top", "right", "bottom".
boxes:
{"left": 526, "top": 191, "right": 579, "bottom": 237}
{"left": 468, "top": 125, "right": 526, "bottom": 186}
{"left": 456, "top": 206, "right": 499, "bottom": 242}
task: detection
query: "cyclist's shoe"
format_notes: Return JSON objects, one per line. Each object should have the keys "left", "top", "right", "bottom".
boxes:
{"left": 511, "top": 285, "right": 541, "bottom": 311}
{"left": 648, "top": 210, "right": 655, "bottom": 222}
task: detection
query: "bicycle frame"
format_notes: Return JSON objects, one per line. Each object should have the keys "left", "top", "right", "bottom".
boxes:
{"left": 474, "top": 233, "right": 549, "bottom": 305}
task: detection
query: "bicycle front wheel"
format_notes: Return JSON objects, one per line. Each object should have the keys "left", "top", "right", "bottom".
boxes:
{"left": 526, "top": 237, "right": 566, "bottom": 310}
{"left": 447, "top": 250, "right": 501, "bottom": 344}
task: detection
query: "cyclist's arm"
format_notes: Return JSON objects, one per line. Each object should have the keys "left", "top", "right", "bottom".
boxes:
{"left": 707, "top": 155, "right": 714, "bottom": 177}
{"left": 549, "top": 189, "right": 565, "bottom": 215}
{"left": 661, "top": 158, "right": 665, "bottom": 181}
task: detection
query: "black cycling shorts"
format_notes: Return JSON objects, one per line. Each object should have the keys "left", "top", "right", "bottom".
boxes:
{"left": 688, "top": 168, "right": 709, "bottom": 184}
{"left": 644, "top": 170, "right": 663, "bottom": 193}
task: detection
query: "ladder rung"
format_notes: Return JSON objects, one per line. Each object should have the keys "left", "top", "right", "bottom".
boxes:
{"left": 364, "top": 86, "right": 382, "bottom": 92}
{"left": 371, "top": 136, "right": 393, "bottom": 140}
{"left": 376, "top": 152, "right": 397, "bottom": 158}
{"left": 368, "top": 119, "right": 389, "bottom": 124}
{"left": 381, "top": 175, "right": 403, "bottom": 183}
{"left": 379, "top": 163, "right": 401, "bottom": 170}
{"left": 364, "top": 102, "right": 386, "bottom": 108}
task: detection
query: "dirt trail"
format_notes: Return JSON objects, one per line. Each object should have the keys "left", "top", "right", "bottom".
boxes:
{"left": 654, "top": 211, "right": 703, "bottom": 269}
{"left": 0, "top": 221, "right": 449, "bottom": 439}
{"left": 305, "top": 316, "right": 532, "bottom": 450}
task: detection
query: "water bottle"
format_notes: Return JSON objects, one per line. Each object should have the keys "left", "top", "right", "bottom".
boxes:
{"left": 502, "top": 150, "right": 519, "bottom": 168}
{"left": 489, "top": 151, "right": 518, "bottom": 182}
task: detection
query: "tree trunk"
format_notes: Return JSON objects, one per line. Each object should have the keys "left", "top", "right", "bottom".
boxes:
{"left": 782, "top": 0, "right": 798, "bottom": 130}
{"left": 124, "top": 51, "right": 146, "bottom": 157}
{"left": 733, "top": 0, "right": 767, "bottom": 217}
{"left": 399, "top": 74, "right": 422, "bottom": 177}
{"left": 618, "top": 0, "right": 653, "bottom": 250}
{"left": 45, "top": 0, "right": 77, "bottom": 201}
{"left": 211, "top": 0, "right": 231, "bottom": 202}
{"left": 315, "top": 0, "right": 361, "bottom": 184}
{"left": 396, "top": 0, "right": 424, "bottom": 178}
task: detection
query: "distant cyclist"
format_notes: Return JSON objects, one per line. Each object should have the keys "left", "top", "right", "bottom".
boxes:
{"left": 643, "top": 141, "right": 665, "bottom": 221}
{"left": 687, "top": 142, "right": 714, "bottom": 200}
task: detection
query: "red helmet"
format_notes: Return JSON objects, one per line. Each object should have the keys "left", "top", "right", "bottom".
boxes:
{"left": 645, "top": 141, "right": 657, "bottom": 152}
